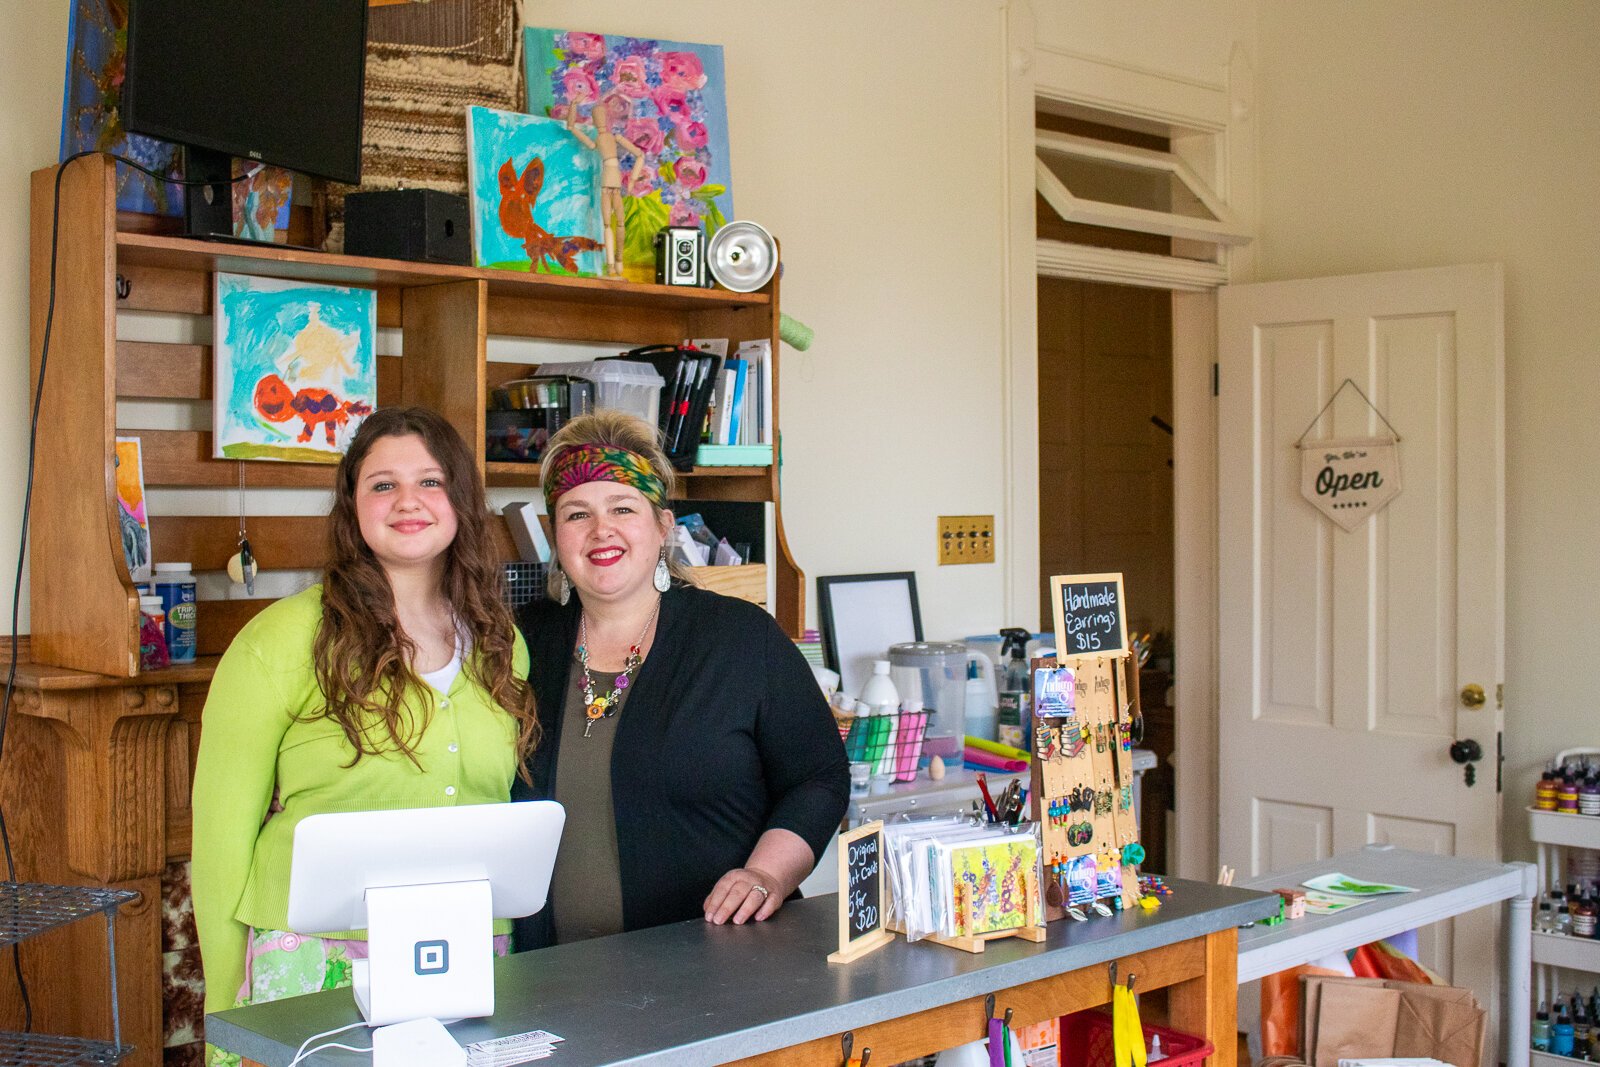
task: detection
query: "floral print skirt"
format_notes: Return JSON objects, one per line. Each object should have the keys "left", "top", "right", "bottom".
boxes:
{"left": 206, "top": 928, "right": 511, "bottom": 1067}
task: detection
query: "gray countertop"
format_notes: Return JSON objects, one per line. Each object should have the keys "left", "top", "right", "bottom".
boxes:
{"left": 208, "top": 879, "right": 1278, "bottom": 1066}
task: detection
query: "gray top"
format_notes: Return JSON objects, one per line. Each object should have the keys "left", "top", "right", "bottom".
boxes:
{"left": 1234, "top": 843, "right": 1536, "bottom": 983}
{"left": 552, "top": 664, "right": 626, "bottom": 944}
{"left": 207, "top": 879, "right": 1278, "bottom": 1066}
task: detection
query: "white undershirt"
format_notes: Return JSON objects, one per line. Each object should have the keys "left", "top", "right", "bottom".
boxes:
{"left": 418, "top": 634, "right": 468, "bottom": 695}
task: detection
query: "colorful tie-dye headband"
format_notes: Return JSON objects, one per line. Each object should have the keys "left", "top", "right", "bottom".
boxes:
{"left": 542, "top": 444, "right": 666, "bottom": 511}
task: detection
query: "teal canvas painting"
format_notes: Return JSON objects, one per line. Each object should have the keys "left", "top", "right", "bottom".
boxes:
{"left": 212, "top": 273, "right": 376, "bottom": 463}
{"left": 466, "top": 106, "right": 604, "bottom": 276}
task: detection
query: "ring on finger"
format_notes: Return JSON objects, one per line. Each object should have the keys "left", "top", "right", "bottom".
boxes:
{"left": 750, "top": 883, "right": 770, "bottom": 898}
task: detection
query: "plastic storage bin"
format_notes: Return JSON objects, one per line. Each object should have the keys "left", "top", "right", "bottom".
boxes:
{"left": 1059, "top": 1010, "right": 1213, "bottom": 1067}
{"left": 534, "top": 360, "right": 664, "bottom": 427}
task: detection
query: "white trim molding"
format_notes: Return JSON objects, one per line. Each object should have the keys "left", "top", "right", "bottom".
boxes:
{"left": 1035, "top": 240, "right": 1227, "bottom": 292}
{"left": 1033, "top": 44, "right": 1229, "bottom": 136}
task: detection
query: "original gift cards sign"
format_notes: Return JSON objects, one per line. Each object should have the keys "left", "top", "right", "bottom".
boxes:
{"left": 828, "top": 820, "right": 894, "bottom": 964}
{"left": 1299, "top": 437, "right": 1402, "bottom": 531}
{"left": 1050, "top": 573, "right": 1128, "bottom": 661}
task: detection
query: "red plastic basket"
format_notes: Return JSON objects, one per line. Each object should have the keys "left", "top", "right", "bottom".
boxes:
{"left": 1058, "top": 1009, "right": 1213, "bottom": 1067}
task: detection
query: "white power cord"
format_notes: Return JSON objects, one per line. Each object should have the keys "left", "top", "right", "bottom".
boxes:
{"left": 287, "top": 1020, "right": 374, "bottom": 1067}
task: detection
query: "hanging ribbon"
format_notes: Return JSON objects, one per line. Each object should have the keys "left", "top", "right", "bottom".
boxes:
{"left": 1113, "top": 983, "right": 1148, "bottom": 1067}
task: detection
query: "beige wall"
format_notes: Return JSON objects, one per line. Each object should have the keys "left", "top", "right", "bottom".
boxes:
{"left": 1252, "top": 0, "right": 1600, "bottom": 863}
{"left": 0, "top": 1, "right": 1014, "bottom": 645}
{"left": 0, "top": 0, "right": 70, "bottom": 637}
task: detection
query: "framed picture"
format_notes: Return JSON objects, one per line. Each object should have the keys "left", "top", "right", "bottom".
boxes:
{"left": 817, "top": 572, "right": 922, "bottom": 698}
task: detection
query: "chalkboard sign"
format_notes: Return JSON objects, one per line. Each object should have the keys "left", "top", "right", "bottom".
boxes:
{"left": 827, "top": 820, "right": 894, "bottom": 964}
{"left": 1050, "top": 572, "right": 1129, "bottom": 661}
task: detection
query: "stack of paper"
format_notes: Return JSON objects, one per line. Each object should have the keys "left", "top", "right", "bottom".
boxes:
{"left": 465, "top": 1030, "right": 564, "bottom": 1066}
{"left": 1299, "top": 873, "right": 1415, "bottom": 915}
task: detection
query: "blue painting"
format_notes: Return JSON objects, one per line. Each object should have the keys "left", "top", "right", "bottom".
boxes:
{"left": 59, "top": 0, "right": 182, "bottom": 215}
{"left": 466, "top": 106, "right": 604, "bottom": 276}
{"left": 213, "top": 274, "right": 376, "bottom": 463}
{"left": 524, "top": 28, "right": 735, "bottom": 283}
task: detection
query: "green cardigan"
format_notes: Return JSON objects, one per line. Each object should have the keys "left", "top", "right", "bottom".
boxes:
{"left": 190, "top": 585, "right": 527, "bottom": 1013}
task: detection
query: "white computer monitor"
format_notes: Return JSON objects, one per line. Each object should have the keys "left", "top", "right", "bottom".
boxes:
{"left": 286, "top": 800, "right": 564, "bottom": 1026}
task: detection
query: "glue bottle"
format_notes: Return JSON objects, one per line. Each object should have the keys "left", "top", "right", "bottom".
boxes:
{"left": 996, "top": 628, "right": 1032, "bottom": 751}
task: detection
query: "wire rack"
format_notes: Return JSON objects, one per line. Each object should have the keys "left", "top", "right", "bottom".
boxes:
{"left": 0, "top": 1032, "right": 128, "bottom": 1065}
{"left": 0, "top": 884, "right": 138, "bottom": 949}
{"left": 500, "top": 561, "right": 547, "bottom": 608}
{"left": 0, "top": 883, "right": 137, "bottom": 1063}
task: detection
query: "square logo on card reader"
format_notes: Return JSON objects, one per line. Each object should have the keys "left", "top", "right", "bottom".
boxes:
{"left": 414, "top": 939, "right": 449, "bottom": 975}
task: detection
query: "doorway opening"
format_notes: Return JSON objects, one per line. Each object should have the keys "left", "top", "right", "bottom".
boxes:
{"left": 1035, "top": 113, "right": 1177, "bottom": 871}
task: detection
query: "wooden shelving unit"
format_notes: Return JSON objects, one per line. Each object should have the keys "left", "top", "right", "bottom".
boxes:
{"left": 29, "top": 156, "right": 804, "bottom": 679}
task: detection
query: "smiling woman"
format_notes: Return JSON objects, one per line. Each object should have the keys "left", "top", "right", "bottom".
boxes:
{"left": 515, "top": 411, "right": 848, "bottom": 948}
{"left": 189, "top": 407, "right": 538, "bottom": 1063}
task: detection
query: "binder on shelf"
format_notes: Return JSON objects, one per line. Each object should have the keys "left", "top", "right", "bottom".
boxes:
{"left": 609, "top": 345, "right": 723, "bottom": 472}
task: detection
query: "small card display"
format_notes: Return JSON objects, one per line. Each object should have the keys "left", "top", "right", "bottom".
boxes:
{"left": 1050, "top": 573, "right": 1129, "bottom": 661}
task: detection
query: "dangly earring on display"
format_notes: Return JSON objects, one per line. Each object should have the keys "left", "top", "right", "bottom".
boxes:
{"left": 653, "top": 546, "right": 671, "bottom": 593}
{"left": 226, "top": 462, "right": 258, "bottom": 595}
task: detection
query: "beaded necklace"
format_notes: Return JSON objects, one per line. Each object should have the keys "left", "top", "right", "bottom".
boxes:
{"left": 577, "top": 597, "right": 660, "bottom": 738}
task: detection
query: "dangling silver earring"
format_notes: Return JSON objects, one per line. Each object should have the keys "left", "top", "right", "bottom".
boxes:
{"left": 653, "top": 548, "right": 671, "bottom": 593}
{"left": 552, "top": 562, "right": 572, "bottom": 606}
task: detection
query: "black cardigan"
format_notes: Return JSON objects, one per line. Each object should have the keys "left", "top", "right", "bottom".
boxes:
{"left": 513, "top": 584, "right": 849, "bottom": 949}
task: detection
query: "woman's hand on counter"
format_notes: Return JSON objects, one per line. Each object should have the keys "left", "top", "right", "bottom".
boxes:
{"left": 702, "top": 828, "right": 816, "bottom": 925}
{"left": 703, "top": 865, "right": 783, "bottom": 925}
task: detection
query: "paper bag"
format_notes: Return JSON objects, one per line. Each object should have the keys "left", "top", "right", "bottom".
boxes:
{"left": 1391, "top": 982, "right": 1484, "bottom": 1067}
{"left": 1312, "top": 984, "right": 1400, "bottom": 1067}
{"left": 1301, "top": 976, "right": 1386, "bottom": 1060}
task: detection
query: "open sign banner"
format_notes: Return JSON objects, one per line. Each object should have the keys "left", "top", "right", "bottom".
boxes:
{"left": 1299, "top": 437, "right": 1401, "bottom": 531}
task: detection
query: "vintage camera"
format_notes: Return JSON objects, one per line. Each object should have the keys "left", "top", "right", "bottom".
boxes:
{"left": 654, "top": 226, "right": 708, "bottom": 286}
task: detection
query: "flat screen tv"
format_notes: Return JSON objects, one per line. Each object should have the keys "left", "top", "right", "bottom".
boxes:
{"left": 123, "top": 0, "right": 369, "bottom": 238}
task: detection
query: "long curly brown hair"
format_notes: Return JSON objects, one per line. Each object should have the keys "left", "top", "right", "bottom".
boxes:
{"left": 312, "top": 407, "right": 538, "bottom": 774}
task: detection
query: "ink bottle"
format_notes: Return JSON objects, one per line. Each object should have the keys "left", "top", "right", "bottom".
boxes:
{"left": 1584, "top": 769, "right": 1600, "bottom": 817}
{"left": 1561, "top": 765, "right": 1582, "bottom": 813}
{"left": 1539, "top": 761, "right": 1561, "bottom": 810}
{"left": 1555, "top": 1000, "right": 1576, "bottom": 1057}
{"left": 1574, "top": 891, "right": 1597, "bottom": 939}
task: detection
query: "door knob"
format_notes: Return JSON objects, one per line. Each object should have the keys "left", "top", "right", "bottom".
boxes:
{"left": 1450, "top": 738, "right": 1484, "bottom": 787}
{"left": 1459, "top": 684, "right": 1486, "bottom": 709}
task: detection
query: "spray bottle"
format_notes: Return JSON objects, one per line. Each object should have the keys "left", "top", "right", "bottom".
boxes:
{"left": 996, "top": 627, "right": 1033, "bottom": 751}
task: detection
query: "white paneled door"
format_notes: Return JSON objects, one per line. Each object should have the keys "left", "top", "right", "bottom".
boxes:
{"left": 1217, "top": 265, "right": 1504, "bottom": 1014}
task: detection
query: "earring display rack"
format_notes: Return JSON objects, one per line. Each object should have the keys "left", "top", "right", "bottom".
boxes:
{"left": 1031, "top": 653, "right": 1144, "bottom": 918}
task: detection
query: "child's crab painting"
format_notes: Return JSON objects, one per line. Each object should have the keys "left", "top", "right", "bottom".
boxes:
{"left": 213, "top": 273, "right": 376, "bottom": 462}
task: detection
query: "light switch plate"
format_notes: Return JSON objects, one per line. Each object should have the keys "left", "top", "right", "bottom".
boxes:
{"left": 938, "top": 515, "right": 995, "bottom": 565}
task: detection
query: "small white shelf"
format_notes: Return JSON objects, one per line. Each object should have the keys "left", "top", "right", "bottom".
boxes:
{"left": 1534, "top": 1051, "right": 1593, "bottom": 1067}
{"left": 1533, "top": 930, "right": 1600, "bottom": 970}
{"left": 1528, "top": 807, "right": 1600, "bottom": 849}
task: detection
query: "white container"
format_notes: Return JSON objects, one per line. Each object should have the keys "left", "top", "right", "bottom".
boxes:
{"left": 859, "top": 660, "right": 899, "bottom": 712}
{"left": 534, "top": 360, "right": 665, "bottom": 427}
{"left": 963, "top": 651, "right": 1000, "bottom": 741}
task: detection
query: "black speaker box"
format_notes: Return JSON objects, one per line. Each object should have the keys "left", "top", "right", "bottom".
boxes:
{"left": 343, "top": 189, "right": 470, "bottom": 265}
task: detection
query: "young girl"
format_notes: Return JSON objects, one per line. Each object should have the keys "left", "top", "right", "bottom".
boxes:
{"left": 191, "top": 408, "right": 537, "bottom": 1057}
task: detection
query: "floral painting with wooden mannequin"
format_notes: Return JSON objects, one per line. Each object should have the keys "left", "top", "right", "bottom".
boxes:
{"left": 513, "top": 411, "right": 847, "bottom": 947}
